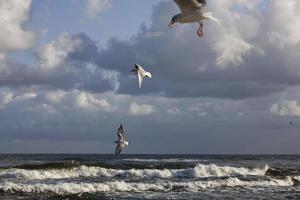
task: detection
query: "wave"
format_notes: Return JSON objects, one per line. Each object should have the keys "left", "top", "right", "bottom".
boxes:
{"left": 122, "top": 158, "right": 208, "bottom": 163}
{"left": 12, "top": 161, "right": 81, "bottom": 170}
{"left": 0, "top": 177, "right": 294, "bottom": 195}
{"left": 294, "top": 176, "right": 300, "bottom": 181}
{"left": 0, "top": 164, "right": 269, "bottom": 180}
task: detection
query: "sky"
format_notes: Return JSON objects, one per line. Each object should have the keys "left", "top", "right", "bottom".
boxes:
{"left": 0, "top": 0, "right": 300, "bottom": 154}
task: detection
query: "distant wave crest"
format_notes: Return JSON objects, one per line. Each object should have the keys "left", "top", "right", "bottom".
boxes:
{"left": 0, "top": 177, "right": 293, "bottom": 195}
{"left": 0, "top": 164, "right": 269, "bottom": 180}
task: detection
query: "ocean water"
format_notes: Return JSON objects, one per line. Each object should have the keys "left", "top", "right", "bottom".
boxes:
{"left": 0, "top": 155, "right": 300, "bottom": 199}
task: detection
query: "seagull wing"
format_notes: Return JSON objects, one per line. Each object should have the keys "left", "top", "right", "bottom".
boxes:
{"left": 135, "top": 64, "right": 151, "bottom": 88}
{"left": 174, "top": 0, "right": 203, "bottom": 13}
{"left": 138, "top": 72, "right": 143, "bottom": 88}
{"left": 136, "top": 65, "right": 146, "bottom": 88}
{"left": 117, "top": 124, "right": 125, "bottom": 141}
{"left": 145, "top": 72, "right": 152, "bottom": 78}
{"left": 115, "top": 143, "right": 125, "bottom": 155}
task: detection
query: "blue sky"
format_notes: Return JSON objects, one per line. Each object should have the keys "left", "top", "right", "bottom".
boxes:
{"left": 1, "top": 0, "right": 300, "bottom": 154}
{"left": 29, "top": 0, "right": 164, "bottom": 46}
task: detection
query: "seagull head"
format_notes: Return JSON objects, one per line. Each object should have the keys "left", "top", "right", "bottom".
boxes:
{"left": 130, "top": 64, "right": 139, "bottom": 73}
{"left": 168, "top": 14, "right": 180, "bottom": 29}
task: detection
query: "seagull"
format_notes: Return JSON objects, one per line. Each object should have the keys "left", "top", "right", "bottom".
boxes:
{"left": 131, "top": 64, "right": 152, "bottom": 88}
{"left": 113, "top": 124, "right": 130, "bottom": 155}
{"left": 169, "top": 0, "right": 220, "bottom": 37}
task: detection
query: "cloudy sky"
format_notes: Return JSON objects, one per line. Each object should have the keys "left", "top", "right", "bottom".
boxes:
{"left": 0, "top": 0, "right": 300, "bottom": 154}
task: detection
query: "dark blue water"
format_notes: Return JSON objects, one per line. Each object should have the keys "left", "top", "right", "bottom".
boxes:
{"left": 0, "top": 154, "right": 300, "bottom": 199}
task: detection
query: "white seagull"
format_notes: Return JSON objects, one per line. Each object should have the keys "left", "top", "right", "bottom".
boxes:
{"left": 169, "top": 0, "right": 220, "bottom": 37}
{"left": 131, "top": 64, "right": 152, "bottom": 88}
{"left": 113, "top": 124, "right": 130, "bottom": 155}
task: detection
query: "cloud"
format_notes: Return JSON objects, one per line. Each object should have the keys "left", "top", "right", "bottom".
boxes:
{"left": 214, "top": 31, "right": 252, "bottom": 67}
{"left": 270, "top": 100, "right": 300, "bottom": 117}
{"left": 129, "top": 102, "right": 155, "bottom": 116}
{"left": 167, "top": 107, "right": 181, "bottom": 115}
{"left": 84, "top": 0, "right": 112, "bottom": 20}
{"left": 0, "top": 33, "right": 119, "bottom": 94}
{"left": 0, "top": 0, "right": 35, "bottom": 53}
{"left": 0, "top": 89, "right": 13, "bottom": 108}
{"left": 37, "top": 33, "right": 82, "bottom": 70}
{"left": 2, "top": 1, "right": 300, "bottom": 100}
{"left": 79, "top": 0, "right": 300, "bottom": 99}
{"left": 264, "top": 0, "right": 300, "bottom": 48}
{"left": 75, "top": 92, "right": 112, "bottom": 112}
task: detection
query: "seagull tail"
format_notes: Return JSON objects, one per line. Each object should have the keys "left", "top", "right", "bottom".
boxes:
{"left": 203, "top": 12, "right": 221, "bottom": 26}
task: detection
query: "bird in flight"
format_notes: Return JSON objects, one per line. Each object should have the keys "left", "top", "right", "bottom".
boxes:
{"left": 113, "top": 124, "right": 130, "bottom": 155}
{"left": 131, "top": 64, "right": 152, "bottom": 88}
{"left": 169, "top": 0, "right": 220, "bottom": 37}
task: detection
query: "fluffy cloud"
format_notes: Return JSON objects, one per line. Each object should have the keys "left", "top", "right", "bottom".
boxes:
{"left": 0, "top": 89, "right": 13, "bottom": 108}
{"left": 38, "top": 33, "right": 82, "bottom": 70}
{"left": 0, "top": 33, "right": 119, "bottom": 94}
{"left": 0, "top": 0, "right": 35, "bottom": 53}
{"left": 264, "top": 0, "right": 300, "bottom": 48}
{"left": 84, "top": 0, "right": 111, "bottom": 20}
{"left": 80, "top": 0, "right": 300, "bottom": 99}
{"left": 2, "top": 0, "right": 300, "bottom": 100}
{"left": 75, "top": 92, "right": 112, "bottom": 112}
{"left": 270, "top": 100, "right": 300, "bottom": 117}
{"left": 1, "top": 0, "right": 300, "bottom": 153}
{"left": 129, "top": 102, "right": 155, "bottom": 116}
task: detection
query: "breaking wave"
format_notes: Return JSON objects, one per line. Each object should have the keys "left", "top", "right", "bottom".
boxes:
{"left": 122, "top": 158, "right": 208, "bottom": 163}
{"left": 0, "top": 177, "right": 293, "bottom": 195}
{"left": 0, "top": 164, "right": 269, "bottom": 180}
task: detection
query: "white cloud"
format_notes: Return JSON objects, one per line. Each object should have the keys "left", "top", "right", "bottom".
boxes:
{"left": 0, "top": 0, "right": 35, "bottom": 53}
{"left": 214, "top": 31, "right": 252, "bottom": 67}
{"left": 45, "top": 90, "right": 66, "bottom": 104}
{"left": 75, "top": 92, "right": 112, "bottom": 112}
{"left": 0, "top": 90, "right": 13, "bottom": 108}
{"left": 129, "top": 102, "right": 155, "bottom": 116}
{"left": 199, "top": 112, "right": 208, "bottom": 117}
{"left": 270, "top": 100, "right": 300, "bottom": 117}
{"left": 84, "top": 0, "right": 111, "bottom": 20}
{"left": 264, "top": 0, "right": 300, "bottom": 48}
{"left": 38, "top": 33, "right": 81, "bottom": 70}
{"left": 167, "top": 107, "right": 181, "bottom": 115}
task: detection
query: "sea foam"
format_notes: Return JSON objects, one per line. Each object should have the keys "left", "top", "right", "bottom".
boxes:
{"left": 0, "top": 177, "right": 293, "bottom": 195}
{"left": 0, "top": 164, "right": 269, "bottom": 180}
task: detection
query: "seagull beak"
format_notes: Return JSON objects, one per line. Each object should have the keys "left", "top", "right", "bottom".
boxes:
{"left": 168, "top": 21, "right": 175, "bottom": 29}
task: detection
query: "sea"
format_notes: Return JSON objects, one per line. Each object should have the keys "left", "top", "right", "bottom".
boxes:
{"left": 0, "top": 154, "right": 300, "bottom": 200}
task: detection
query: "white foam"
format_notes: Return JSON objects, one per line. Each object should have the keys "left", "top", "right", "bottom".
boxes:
{"left": 122, "top": 158, "right": 207, "bottom": 163}
{"left": 0, "top": 164, "right": 269, "bottom": 180}
{"left": 294, "top": 176, "right": 300, "bottom": 182}
{"left": 0, "top": 177, "right": 293, "bottom": 195}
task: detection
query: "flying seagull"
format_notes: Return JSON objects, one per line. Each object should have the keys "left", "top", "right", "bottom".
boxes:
{"left": 131, "top": 64, "right": 152, "bottom": 88}
{"left": 113, "top": 124, "right": 130, "bottom": 155}
{"left": 169, "top": 0, "right": 220, "bottom": 37}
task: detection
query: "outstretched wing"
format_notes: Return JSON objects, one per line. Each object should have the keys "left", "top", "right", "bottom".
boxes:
{"left": 117, "top": 124, "right": 125, "bottom": 141}
{"left": 115, "top": 143, "right": 125, "bottom": 155}
{"left": 137, "top": 72, "right": 143, "bottom": 88}
{"left": 174, "top": 0, "right": 204, "bottom": 13}
{"left": 135, "top": 64, "right": 151, "bottom": 88}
